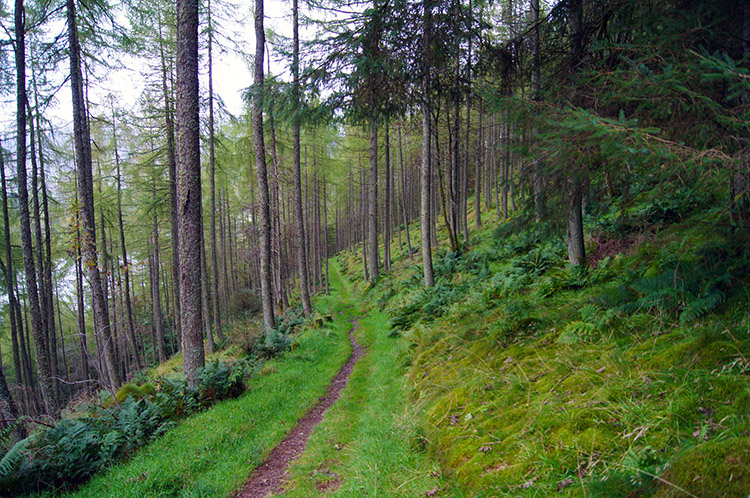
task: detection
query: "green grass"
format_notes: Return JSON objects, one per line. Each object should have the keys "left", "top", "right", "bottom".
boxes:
{"left": 334, "top": 198, "right": 750, "bottom": 498}
{"left": 43, "top": 278, "right": 356, "bottom": 498}
{"left": 276, "top": 264, "right": 458, "bottom": 498}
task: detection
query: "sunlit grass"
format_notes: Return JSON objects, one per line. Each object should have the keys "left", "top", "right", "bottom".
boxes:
{"left": 277, "top": 266, "right": 457, "bottom": 498}
{"left": 44, "top": 274, "right": 355, "bottom": 498}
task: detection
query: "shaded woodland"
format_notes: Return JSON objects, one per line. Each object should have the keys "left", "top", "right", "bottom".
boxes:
{"left": 0, "top": 0, "right": 748, "bottom": 494}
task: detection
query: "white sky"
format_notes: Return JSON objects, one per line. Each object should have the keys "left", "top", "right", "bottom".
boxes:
{"left": 40, "top": 0, "right": 296, "bottom": 135}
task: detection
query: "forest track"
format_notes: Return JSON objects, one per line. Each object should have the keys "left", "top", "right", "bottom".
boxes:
{"left": 234, "top": 319, "right": 365, "bottom": 498}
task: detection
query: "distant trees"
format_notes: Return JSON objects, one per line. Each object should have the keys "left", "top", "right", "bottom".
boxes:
{"left": 1, "top": 0, "right": 747, "bottom": 427}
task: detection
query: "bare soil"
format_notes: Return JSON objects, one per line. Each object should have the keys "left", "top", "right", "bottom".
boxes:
{"left": 234, "top": 320, "right": 364, "bottom": 498}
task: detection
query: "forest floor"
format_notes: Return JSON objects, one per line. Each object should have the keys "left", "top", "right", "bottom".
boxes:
{"left": 233, "top": 317, "right": 366, "bottom": 498}
{"left": 47, "top": 199, "right": 750, "bottom": 498}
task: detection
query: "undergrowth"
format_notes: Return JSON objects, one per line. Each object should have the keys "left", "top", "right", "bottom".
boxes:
{"left": 1, "top": 300, "right": 312, "bottom": 496}
{"left": 338, "top": 197, "right": 750, "bottom": 498}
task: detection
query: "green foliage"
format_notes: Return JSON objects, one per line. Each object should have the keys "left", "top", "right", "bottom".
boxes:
{"left": 4, "top": 360, "right": 249, "bottom": 496}
{"left": 0, "top": 434, "right": 30, "bottom": 493}
{"left": 198, "top": 360, "right": 249, "bottom": 406}
{"left": 227, "top": 288, "right": 263, "bottom": 317}
{"left": 618, "top": 242, "right": 740, "bottom": 324}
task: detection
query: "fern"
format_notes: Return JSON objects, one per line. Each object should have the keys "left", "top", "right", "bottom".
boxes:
{"left": 0, "top": 437, "right": 30, "bottom": 489}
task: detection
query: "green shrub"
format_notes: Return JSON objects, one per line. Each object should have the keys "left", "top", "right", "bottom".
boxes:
{"left": 3, "top": 359, "right": 250, "bottom": 496}
{"left": 227, "top": 288, "right": 263, "bottom": 317}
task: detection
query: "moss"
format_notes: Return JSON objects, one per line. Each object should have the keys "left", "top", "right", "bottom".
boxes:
{"left": 655, "top": 437, "right": 750, "bottom": 498}
{"left": 104, "top": 382, "right": 156, "bottom": 407}
{"left": 689, "top": 340, "right": 742, "bottom": 369}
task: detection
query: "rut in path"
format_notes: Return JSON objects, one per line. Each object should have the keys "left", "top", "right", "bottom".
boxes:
{"left": 234, "top": 319, "right": 365, "bottom": 498}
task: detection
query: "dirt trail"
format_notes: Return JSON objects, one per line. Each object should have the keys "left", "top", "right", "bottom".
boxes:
{"left": 234, "top": 319, "right": 364, "bottom": 498}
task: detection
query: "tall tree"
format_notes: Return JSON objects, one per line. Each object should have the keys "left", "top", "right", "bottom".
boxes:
{"left": 566, "top": 0, "right": 585, "bottom": 265}
{"left": 112, "top": 106, "right": 142, "bottom": 371}
{"left": 67, "top": 0, "right": 120, "bottom": 391}
{"left": 207, "top": 0, "right": 223, "bottom": 342}
{"left": 0, "top": 142, "right": 25, "bottom": 438}
{"left": 253, "top": 0, "right": 275, "bottom": 331}
{"left": 292, "top": 0, "right": 313, "bottom": 316}
{"left": 17, "top": 0, "right": 58, "bottom": 413}
{"left": 530, "top": 0, "right": 544, "bottom": 222}
{"left": 176, "top": 0, "right": 205, "bottom": 386}
{"left": 420, "top": 0, "right": 435, "bottom": 288}
{"left": 1, "top": 143, "right": 24, "bottom": 388}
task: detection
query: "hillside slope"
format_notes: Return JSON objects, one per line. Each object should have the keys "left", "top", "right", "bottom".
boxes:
{"left": 338, "top": 204, "right": 750, "bottom": 497}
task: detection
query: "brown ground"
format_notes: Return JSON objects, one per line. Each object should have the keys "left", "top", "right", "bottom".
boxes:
{"left": 589, "top": 231, "right": 653, "bottom": 266}
{"left": 233, "top": 320, "right": 364, "bottom": 498}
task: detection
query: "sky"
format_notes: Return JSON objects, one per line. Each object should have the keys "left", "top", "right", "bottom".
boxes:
{"left": 6, "top": 0, "right": 298, "bottom": 139}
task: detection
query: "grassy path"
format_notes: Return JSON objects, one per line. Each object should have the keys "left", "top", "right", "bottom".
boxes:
{"left": 50, "top": 275, "right": 356, "bottom": 498}
{"left": 274, "top": 263, "right": 460, "bottom": 498}
{"left": 46, "top": 262, "right": 456, "bottom": 498}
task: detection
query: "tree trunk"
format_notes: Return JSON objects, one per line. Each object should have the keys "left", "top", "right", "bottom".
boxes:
{"left": 176, "top": 0, "right": 205, "bottom": 386}
{"left": 17, "top": 0, "right": 58, "bottom": 413}
{"left": 368, "top": 117, "right": 379, "bottom": 282}
{"left": 475, "top": 98, "right": 483, "bottom": 228}
{"left": 292, "top": 0, "right": 312, "bottom": 314}
{"left": 201, "top": 217, "right": 213, "bottom": 354}
{"left": 384, "top": 120, "right": 391, "bottom": 272}
{"left": 253, "top": 0, "right": 276, "bottom": 332}
{"left": 1, "top": 142, "right": 25, "bottom": 393}
{"left": 566, "top": 0, "right": 585, "bottom": 265}
{"left": 74, "top": 231, "right": 91, "bottom": 382}
{"left": 113, "top": 111, "right": 142, "bottom": 371}
{"left": 29, "top": 100, "right": 60, "bottom": 401}
{"left": 531, "top": 0, "right": 544, "bottom": 221}
{"left": 268, "top": 91, "right": 284, "bottom": 314}
{"left": 67, "top": 0, "right": 120, "bottom": 392}
{"left": 421, "top": 0, "right": 435, "bottom": 288}
{"left": 323, "top": 177, "right": 330, "bottom": 294}
{"left": 207, "top": 0, "right": 222, "bottom": 344}
{"left": 398, "top": 125, "right": 413, "bottom": 259}
{"left": 150, "top": 227, "right": 167, "bottom": 363}
{"left": 159, "top": 18, "right": 182, "bottom": 352}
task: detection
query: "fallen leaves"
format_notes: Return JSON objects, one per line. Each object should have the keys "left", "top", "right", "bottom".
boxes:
{"left": 557, "top": 477, "right": 574, "bottom": 491}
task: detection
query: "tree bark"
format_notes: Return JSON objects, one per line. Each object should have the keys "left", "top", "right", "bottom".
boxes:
{"left": 421, "top": 0, "right": 435, "bottom": 288}
{"left": 17, "top": 0, "right": 58, "bottom": 413}
{"left": 253, "top": 0, "right": 276, "bottom": 331}
{"left": 1, "top": 142, "right": 25, "bottom": 392}
{"left": 176, "top": 0, "right": 205, "bottom": 386}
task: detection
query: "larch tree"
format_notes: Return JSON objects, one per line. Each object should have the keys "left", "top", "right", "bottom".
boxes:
{"left": 207, "top": 0, "right": 224, "bottom": 342}
{"left": 420, "top": 0, "right": 435, "bottom": 288}
{"left": 176, "top": 0, "right": 205, "bottom": 387}
{"left": 66, "top": 0, "right": 121, "bottom": 391}
{"left": 17, "top": 0, "right": 58, "bottom": 413}
{"left": 565, "top": 0, "right": 585, "bottom": 265}
{"left": 253, "top": 0, "right": 275, "bottom": 331}
{"left": 292, "top": 0, "right": 313, "bottom": 316}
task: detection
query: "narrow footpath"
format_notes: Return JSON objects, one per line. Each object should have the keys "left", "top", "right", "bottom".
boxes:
{"left": 234, "top": 319, "right": 365, "bottom": 498}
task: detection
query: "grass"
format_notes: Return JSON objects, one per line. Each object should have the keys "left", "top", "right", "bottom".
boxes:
{"left": 42, "top": 277, "right": 356, "bottom": 498}
{"left": 334, "top": 198, "right": 750, "bottom": 498}
{"left": 276, "top": 264, "right": 457, "bottom": 498}
{"left": 29, "top": 191, "right": 750, "bottom": 498}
